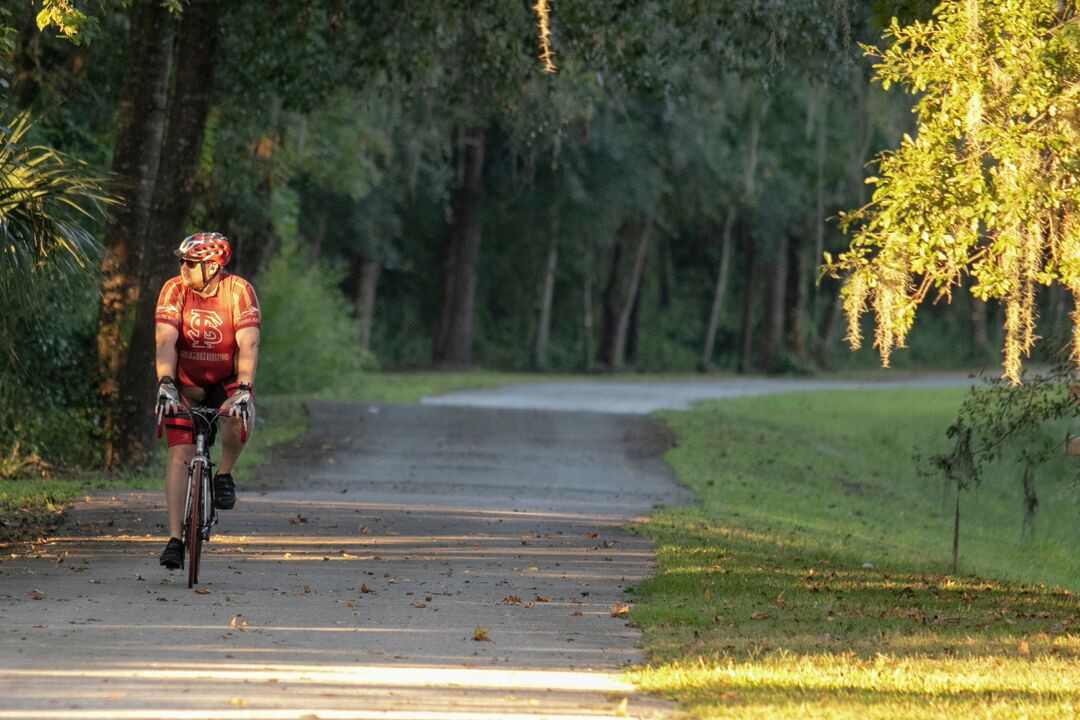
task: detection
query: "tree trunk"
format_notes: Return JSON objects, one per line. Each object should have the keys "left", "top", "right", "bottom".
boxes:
{"left": 582, "top": 238, "right": 594, "bottom": 371}
{"left": 701, "top": 207, "right": 736, "bottom": 370}
{"left": 113, "top": 0, "right": 221, "bottom": 465}
{"left": 308, "top": 211, "right": 327, "bottom": 263}
{"left": 96, "top": 3, "right": 176, "bottom": 468}
{"left": 433, "top": 127, "right": 485, "bottom": 368}
{"left": 625, "top": 283, "right": 642, "bottom": 366}
{"left": 656, "top": 234, "right": 672, "bottom": 309}
{"left": 737, "top": 229, "right": 758, "bottom": 374}
{"left": 787, "top": 225, "right": 811, "bottom": 362}
{"left": 759, "top": 233, "right": 790, "bottom": 371}
{"left": 597, "top": 217, "right": 652, "bottom": 371}
{"left": 971, "top": 297, "right": 989, "bottom": 354}
{"left": 533, "top": 229, "right": 558, "bottom": 370}
{"left": 356, "top": 257, "right": 381, "bottom": 353}
{"left": 812, "top": 87, "right": 828, "bottom": 282}
{"left": 816, "top": 279, "right": 842, "bottom": 369}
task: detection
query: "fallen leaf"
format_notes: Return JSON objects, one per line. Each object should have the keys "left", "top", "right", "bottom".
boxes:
{"left": 615, "top": 697, "right": 629, "bottom": 717}
{"left": 411, "top": 602, "right": 427, "bottom": 608}
{"left": 195, "top": 588, "right": 211, "bottom": 595}
{"left": 611, "top": 602, "right": 631, "bottom": 617}
{"left": 473, "top": 626, "right": 492, "bottom": 642}
{"left": 585, "top": 532, "right": 599, "bottom": 539}
{"left": 358, "top": 525, "right": 370, "bottom": 534}
{"left": 360, "top": 583, "right": 371, "bottom": 593}
{"left": 750, "top": 611, "right": 772, "bottom": 620}
{"left": 534, "top": 595, "right": 552, "bottom": 603}
{"left": 502, "top": 595, "right": 522, "bottom": 604}
{"left": 774, "top": 591, "right": 786, "bottom": 609}
{"left": 226, "top": 698, "right": 248, "bottom": 707}
{"left": 1019, "top": 639, "right": 1031, "bottom": 657}
{"left": 288, "top": 514, "right": 308, "bottom": 525}
{"left": 156, "top": 597, "right": 168, "bottom": 603}
{"left": 571, "top": 611, "right": 584, "bottom": 617}
{"left": 27, "top": 589, "right": 44, "bottom": 600}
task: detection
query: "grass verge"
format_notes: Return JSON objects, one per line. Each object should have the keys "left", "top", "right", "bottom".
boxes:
{"left": 629, "top": 389, "right": 1080, "bottom": 719}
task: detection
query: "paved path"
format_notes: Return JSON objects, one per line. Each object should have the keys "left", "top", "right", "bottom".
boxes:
{"left": 0, "top": 400, "right": 690, "bottom": 720}
{"left": 0, "top": 375, "right": 974, "bottom": 719}
{"left": 421, "top": 374, "right": 974, "bottom": 414}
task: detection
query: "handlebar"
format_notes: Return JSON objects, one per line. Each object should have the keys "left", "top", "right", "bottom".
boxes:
{"left": 155, "top": 400, "right": 250, "bottom": 443}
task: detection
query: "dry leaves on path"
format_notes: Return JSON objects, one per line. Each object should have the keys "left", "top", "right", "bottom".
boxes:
{"left": 611, "top": 602, "right": 631, "bottom": 617}
{"left": 473, "top": 626, "right": 492, "bottom": 642}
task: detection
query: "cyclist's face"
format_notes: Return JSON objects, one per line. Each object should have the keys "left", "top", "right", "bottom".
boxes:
{"left": 179, "top": 258, "right": 219, "bottom": 289}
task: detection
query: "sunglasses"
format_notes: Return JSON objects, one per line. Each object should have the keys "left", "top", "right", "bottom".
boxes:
{"left": 179, "top": 258, "right": 201, "bottom": 268}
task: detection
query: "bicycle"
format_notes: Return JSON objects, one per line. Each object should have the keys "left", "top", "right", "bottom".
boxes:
{"left": 156, "top": 401, "right": 248, "bottom": 588}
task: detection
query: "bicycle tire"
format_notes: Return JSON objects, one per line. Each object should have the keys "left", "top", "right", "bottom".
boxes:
{"left": 187, "top": 463, "right": 205, "bottom": 588}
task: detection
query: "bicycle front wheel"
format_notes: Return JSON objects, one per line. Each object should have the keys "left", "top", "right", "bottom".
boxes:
{"left": 186, "top": 462, "right": 206, "bottom": 588}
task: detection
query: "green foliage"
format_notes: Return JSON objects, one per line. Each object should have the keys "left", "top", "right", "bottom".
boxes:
{"left": 0, "top": 112, "right": 112, "bottom": 473}
{"left": 255, "top": 240, "right": 366, "bottom": 394}
{"left": 831, "top": 0, "right": 1080, "bottom": 382}
{"left": 0, "top": 113, "right": 112, "bottom": 309}
{"left": 31, "top": 0, "right": 182, "bottom": 45}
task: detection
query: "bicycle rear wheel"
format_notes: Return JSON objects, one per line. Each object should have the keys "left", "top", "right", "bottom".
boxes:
{"left": 186, "top": 463, "right": 205, "bottom": 588}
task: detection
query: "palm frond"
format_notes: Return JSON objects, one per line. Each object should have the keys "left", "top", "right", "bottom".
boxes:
{"left": 0, "top": 112, "right": 116, "bottom": 311}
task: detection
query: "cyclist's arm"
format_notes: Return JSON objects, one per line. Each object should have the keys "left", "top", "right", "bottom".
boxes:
{"left": 234, "top": 326, "right": 259, "bottom": 388}
{"left": 155, "top": 322, "right": 180, "bottom": 381}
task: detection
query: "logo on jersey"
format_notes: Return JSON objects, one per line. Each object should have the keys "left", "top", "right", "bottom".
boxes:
{"left": 186, "top": 309, "right": 224, "bottom": 349}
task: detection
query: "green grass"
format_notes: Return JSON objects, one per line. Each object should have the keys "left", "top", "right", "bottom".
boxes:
{"left": 629, "top": 389, "right": 1080, "bottom": 718}
{"left": 319, "top": 368, "right": 748, "bottom": 403}
{"left": 320, "top": 370, "right": 557, "bottom": 403}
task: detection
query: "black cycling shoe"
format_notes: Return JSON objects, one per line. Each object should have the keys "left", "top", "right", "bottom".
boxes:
{"left": 159, "top": 537, "right": 184, "bottom": 569}
{"left": 213, "top": 472, "right": 236, "bottom": 510}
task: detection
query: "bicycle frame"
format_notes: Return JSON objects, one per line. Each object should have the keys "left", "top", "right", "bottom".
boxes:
{"left": 156, "top": 401, "right": 248, "bottom": 588}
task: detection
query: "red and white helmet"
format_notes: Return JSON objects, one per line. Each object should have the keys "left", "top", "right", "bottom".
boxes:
{"left": 176, "top": 232, "right": 231, "bottom": 266}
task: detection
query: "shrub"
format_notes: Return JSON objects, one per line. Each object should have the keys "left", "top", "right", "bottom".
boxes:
{"left": 255, "top": 240, "right": 365, "bottom": 394}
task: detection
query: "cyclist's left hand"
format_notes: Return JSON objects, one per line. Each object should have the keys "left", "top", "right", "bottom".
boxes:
{"left": 222, "top": 386, "right": 253, "bottom": 418}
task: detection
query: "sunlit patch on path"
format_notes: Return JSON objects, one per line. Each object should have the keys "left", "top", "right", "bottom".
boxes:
{"left": 0, "top": 403, "right": 685, "bottom": 719}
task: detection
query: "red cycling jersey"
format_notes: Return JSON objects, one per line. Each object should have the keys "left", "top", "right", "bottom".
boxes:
{"left": 155, "top": 273, "right": 261, "bottom": 389}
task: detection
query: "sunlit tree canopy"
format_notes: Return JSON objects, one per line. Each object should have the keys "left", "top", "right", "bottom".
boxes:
{"left": 830, "top": 0, "right": 1080, "bottom": 382}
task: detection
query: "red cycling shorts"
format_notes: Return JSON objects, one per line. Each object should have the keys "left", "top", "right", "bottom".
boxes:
{"left": 164, "top": 380, "right": 240, "bottom": 448}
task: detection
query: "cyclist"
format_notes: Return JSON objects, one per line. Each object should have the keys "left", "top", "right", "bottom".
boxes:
{"left": 154, "top": 232, "right": 261, "bottom": 569}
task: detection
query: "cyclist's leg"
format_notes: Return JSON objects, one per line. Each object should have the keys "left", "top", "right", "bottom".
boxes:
{"left": 217, "top": 404, "right": 255, "bottom": 474}
{"left": 166, "top": 443, "right": 196, "bottom": 539}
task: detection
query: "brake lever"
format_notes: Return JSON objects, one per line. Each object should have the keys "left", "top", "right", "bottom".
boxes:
{"left": 155, "top": 400, "right": 165, "bottom": 439}
{"left": 239, "top": 401, "right": 249, "bottom": 444}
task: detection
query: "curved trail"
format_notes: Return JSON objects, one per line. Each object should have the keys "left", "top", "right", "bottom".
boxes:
{"left": 0, "top": 376, "right": 971, "bottom": 719}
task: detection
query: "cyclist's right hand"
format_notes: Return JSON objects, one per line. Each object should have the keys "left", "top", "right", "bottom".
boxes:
{"left": 157, "top": 376, "right": 182, "bottom": 416}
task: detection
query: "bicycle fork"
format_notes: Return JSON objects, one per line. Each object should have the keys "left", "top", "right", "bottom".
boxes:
{"left": 184, "top": 451, "right": 218, "bottom": 542}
